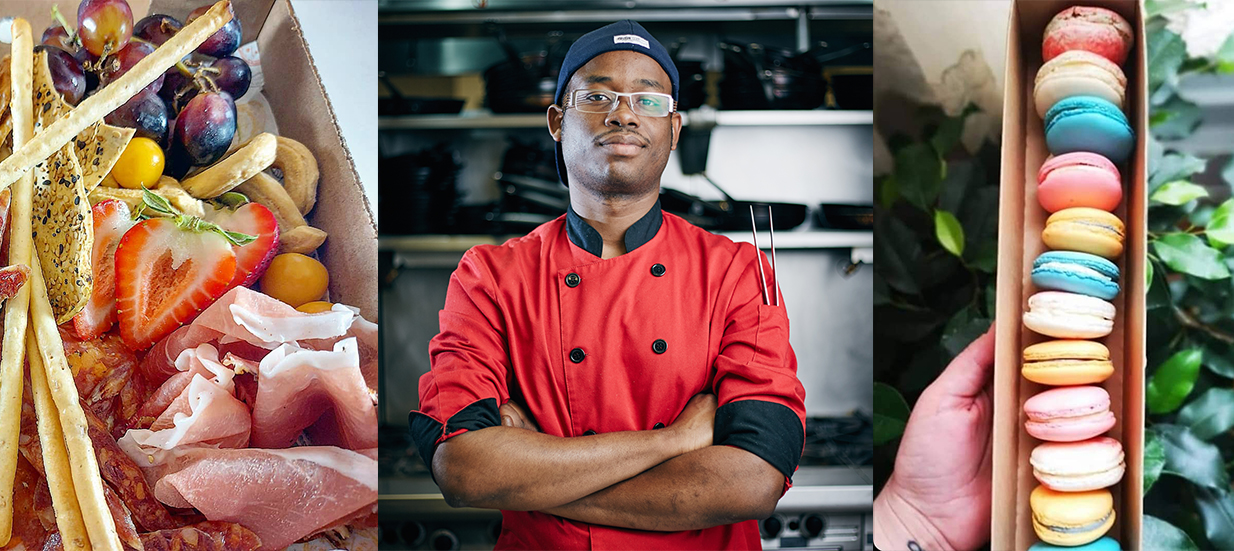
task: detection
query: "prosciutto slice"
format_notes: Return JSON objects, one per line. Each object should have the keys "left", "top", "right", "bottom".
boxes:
{"left": 121, "top": 345, "right": 250, "bottom": 452}
{"left": 140, "top": 288, "right": 357, "bottom": 385}
{"left": 115, "top": 445, "right": 376, "bottom": 551}
{"left": 250, "top": 338, "right": 376, "bottom": 450}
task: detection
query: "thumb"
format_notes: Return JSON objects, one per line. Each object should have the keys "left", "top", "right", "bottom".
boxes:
{"left": 932, "top": 323, "right": 996, "bottom": 400}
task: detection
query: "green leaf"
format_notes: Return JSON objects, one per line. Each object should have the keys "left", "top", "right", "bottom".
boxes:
{"left": 1145, "top": 431, "right": 1165, "bottom": 495}
{"left": 1208, "top": 200, "right": 1234, "bottom": 248}
{"left": 1203, "top": 342, "right": 1234, "bottom": 378}
{"left": 1195, "top": 486, "right": 1234, "bottom": 551}
{"left": 967, "top": 241, "right": 998, "bottom": 274}
{"left": 874, "top": 212, "right": 922, "bottom": 295}
{"left": 1152, "top": 152, "right": 1207, "bottom": 192}
{"left": 873, "top": 383, "right": 910, "bottom": 445}
{"left": 1152, "top": 180, "right": 1210, "bottom": 206}
{"left": 1147, "top": 0, "right": 1199, "bottom": 18}
{"left": 1148, "top": 26, "right": 1187, "bottom": 95}
{"left": 1148, "top": 257, "right": 1155, "bottom": 292}
{"left": 1148, "top": 349, "right": 1204, "bottom": 414}
{"left": 1179, "top": 388, "right": 1234, "bottom": 439}
{"left": 1155, "top": 233, "right": 1232, "bottom": 280}
{"left": 1151, "top": 95, "right": 1203, "bottom": 140}
{"left": 933, "top": 210, "right": 964, "bottom": 257}
{"left": 930, "top": 115, "right": 964, "bottom": 156}
{"left": 1156, "top": 423, "right": 1230, "bottom": 488}
{"left": 940, "top": 309, "right": 990, "bottom": 357}
{"left": 878, "top": 174, "right": 899, "bottom": 209}
{"left": 896, "top": 143, "right": 943, "bottom": 210}
{"left": 1144, "top": 515, "right": 1201, "bottom": 551}
{"left": 1217, "top": 31, "right": 1234, "bottom": 73}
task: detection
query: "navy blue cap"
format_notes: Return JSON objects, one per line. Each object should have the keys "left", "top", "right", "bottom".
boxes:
{"left": 554, "top": 20, "right": 679, "bottom": 186}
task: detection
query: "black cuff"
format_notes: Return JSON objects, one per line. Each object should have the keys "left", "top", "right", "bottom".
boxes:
{"left": 714, "top": 400, "right": 804, "bottom": 479}
{"left": 408, "top": 398, "right": 501, "bottom": 471}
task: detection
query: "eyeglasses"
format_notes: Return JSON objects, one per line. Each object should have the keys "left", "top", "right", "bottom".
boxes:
{"left": 564, "top": 89, "right": 677, "bottom": 118}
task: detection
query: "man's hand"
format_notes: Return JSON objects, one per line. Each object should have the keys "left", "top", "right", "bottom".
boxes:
{"left": 501, "top": 400, "right": 540, "bottom": 432}
{"left": 875, "top": 325, "right": 996, "bottom": 551}
{"left": 666, "top": 393, "right": 717, "bottom": 454}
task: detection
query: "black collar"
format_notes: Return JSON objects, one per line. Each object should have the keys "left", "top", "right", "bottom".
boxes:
{"left": 566, "top": 199, "right": 663, "bottom": 258}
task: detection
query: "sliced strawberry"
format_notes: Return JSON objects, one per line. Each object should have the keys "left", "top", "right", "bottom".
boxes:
{"left": 115, "top": 217, "right": 237, "bottom": 351}
{"left": 72, "top": 200, "right": 138, "bottom": 340}
{"left": 213, "top": 203, "right": 279, "bottom": 289}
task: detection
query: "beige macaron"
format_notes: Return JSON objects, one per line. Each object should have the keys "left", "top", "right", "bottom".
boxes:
{"left": 1034, "top": 50, "right": 1127, "bottom": 118}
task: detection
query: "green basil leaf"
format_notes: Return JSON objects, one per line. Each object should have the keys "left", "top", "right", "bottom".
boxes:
{"left": 1148, "top": 349, "right": 1204, "bottom": 414}
{"left": 1151, "top": 180, "right": 1209, "bottom": 206}
{"left": 1155, "top": 233, "right": 1231, "bottom": 280}
{"left": 933, "top": 209, "right": 965, "bottom": 257}
{"left": 873, "top": 382, "right": 910, "bottom": 445}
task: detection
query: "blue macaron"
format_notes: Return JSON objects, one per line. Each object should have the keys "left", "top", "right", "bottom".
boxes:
{"left": 1029, "top": 536, "right": 1121, "bottom": 551}
{"left": 1044, "top": 96, "right": 1134, "bottom": 164}
{"left": 1032, "top": 250, "right": 1120, "bottom": 300}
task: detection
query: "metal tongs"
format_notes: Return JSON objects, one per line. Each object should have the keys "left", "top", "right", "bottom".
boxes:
{"left": 749, "top": 205, "right": 779, "bottom": 306}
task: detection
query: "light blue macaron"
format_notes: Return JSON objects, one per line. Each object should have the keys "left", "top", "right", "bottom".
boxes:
{"left": 1029, "top": 536, "right": 1121, "bottom": 551}
{"left": 1032, "top": 250, "right": 1120, "bottom": 300}
{"left": 1044, "top": 96, "right": 1134, "bottom": 164}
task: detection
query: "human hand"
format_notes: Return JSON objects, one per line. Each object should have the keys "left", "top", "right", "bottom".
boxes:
{"left": 667, "top": 393, "right": 717, "bottom": 455}
{"left": 874, "top": 325, "right": 996, "bottom": 551}
{"left": 500, "top": 400, "right": 541, "bottom": 433}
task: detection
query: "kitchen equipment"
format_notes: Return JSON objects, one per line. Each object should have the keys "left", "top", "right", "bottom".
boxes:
{"left": 380, "top": 145, "right": 463, "bottom": 234}
{"left": 379, "top": 72, "right": 465, "bottom": 116}
{"left": 718, "top": 41, "right": 826, "bottom": 110}
{"left": 670, "top": 38, "right": 708, "bottom": 111}
{"left": 816, "top": 204, "right": 874, "bottom": 230}
{"left": 483, "top": 24, "right": 564, "bottom": 113}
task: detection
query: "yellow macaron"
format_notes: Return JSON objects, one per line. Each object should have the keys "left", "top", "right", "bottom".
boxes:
{"left": 1042, "top": 207, "right": 1125, "bottom": 259}
{"left": 1023, "top": 340, "right": 1114, "bottom": 386}
{"left": 1030, "top": 485, "right": 1115, "bottom": 546}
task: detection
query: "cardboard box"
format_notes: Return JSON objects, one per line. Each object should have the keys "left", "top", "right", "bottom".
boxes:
{"left": 0, "top": 0, "right": 378, "bottom": 320}
{"left": 992, "top": 2, "right": 1146, "bottom": 550}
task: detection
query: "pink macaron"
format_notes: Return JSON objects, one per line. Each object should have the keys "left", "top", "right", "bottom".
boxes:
{"left": 1043, "top": 6, "right": 1134, "bottom": 66}
{"left": 1037, "top": 152, "right": 1122, "bottom": 213}
{"left": 1024, "top": 386, "right": 1116, "bottom": 442}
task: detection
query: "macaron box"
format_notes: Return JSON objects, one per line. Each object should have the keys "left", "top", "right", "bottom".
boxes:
{"left": 992, "top": 2, "right": 1146, "bottom": 550}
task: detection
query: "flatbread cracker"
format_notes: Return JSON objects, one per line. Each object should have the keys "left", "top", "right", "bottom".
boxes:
{"left": 74, "top": 123, "right": 133, "bottom": 193}
{"left": 31, "top": 51, "right": 92, "bottom": 324}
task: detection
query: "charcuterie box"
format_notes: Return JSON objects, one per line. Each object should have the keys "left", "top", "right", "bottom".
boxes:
{"left": 992, "top": 1, "right": 1146, "bottom": 550}
{"left": 0, "top": 0, "right": 377, "bottom": 320}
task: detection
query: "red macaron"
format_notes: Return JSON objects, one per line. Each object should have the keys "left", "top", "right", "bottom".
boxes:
{"left": 1043, "top": 6, "right": 1134, "bottom": 66}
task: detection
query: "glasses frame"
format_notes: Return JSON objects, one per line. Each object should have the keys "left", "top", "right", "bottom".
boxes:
{"left": 563, "top": 89, "right": 678, "bottom": 118}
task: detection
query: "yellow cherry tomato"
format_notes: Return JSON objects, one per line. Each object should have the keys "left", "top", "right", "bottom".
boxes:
{"left": 260, "top": 253, "right": 329, "bottom": 308}
{"left": 111, "top": 137, "right": 165, "bottom": 189}
{"left": 296, "top": 301, "right": 334, "bottom": 314}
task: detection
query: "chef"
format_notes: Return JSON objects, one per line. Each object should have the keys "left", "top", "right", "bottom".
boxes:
{"left": 410, "top": 20, "right": 807, "bottom": 550}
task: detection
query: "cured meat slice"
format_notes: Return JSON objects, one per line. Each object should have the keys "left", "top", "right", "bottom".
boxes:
{"left": 250, "top": 338, "right": 376, "bottom": 450}
{"left": 139, "top": 522, "right": 261, "bottom": 551}
{"left": 83, "top": 401, "right": 178, "bottom": 531}
{"left": 115, "top": 445, "right": 376, "bottom": 551}
{"left": 121, "top": 345, "right": 250, "bottom": 452}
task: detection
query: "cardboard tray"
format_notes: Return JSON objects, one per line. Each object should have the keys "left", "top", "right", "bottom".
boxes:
{"left": 0, "top": 0, "right": 377, "bottom": 320}
{"left": 992, "top": 2, "right": 1147, "bottom": 550}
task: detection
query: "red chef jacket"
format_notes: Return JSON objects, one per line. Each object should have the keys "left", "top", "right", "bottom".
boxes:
{"left": 410, "top": 200, "right": 807, "bottom": 550}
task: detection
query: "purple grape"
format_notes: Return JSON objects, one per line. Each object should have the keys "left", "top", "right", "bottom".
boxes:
{"left": 34, "top": 45, "right": 86, "bottom": 105}
{"left": 101, "top": 40, "right": 163, "bottom": 96}
{"left": 172, "top": 91, "right": 235, "bottom": 167}
{"left": 105, "top": 88, "right": 169, "bottom": 146}
{"left": 209, "top": 56, "right": 251, "bottom": 99}
{"left": 42, "top": 25, "right": 73, "bottom": 49}
{"left": 159, "top": 68, "right": 197, "bottom": 114}
{"left": 133, "top": 14, "right": 181, "bottom": 46}
{"left": 187, "top": 4, "right": 240, "bottom": 58}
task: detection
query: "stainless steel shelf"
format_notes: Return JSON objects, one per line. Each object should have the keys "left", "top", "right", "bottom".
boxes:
{"left": 378, "top": 109, "right": 873, "bottom": 130}
{"left": 381, "top": 231, "right": 872, "bottom": 253}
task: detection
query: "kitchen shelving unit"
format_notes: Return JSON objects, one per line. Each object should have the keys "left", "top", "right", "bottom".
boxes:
{"left": 378, "top": 109, "right": 873, "bottom": 130}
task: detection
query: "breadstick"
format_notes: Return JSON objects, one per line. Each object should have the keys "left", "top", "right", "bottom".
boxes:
{"left": 181, "top": 132, "right": 277, "bottom": 198}
{"left": 0, "top": 20, "right": 32, "bottom": 547}
{"left": 0, "top": 1, "right": 233, "bottom": 191}
{"left": 29, "top": 253, "right": 122, "bottom": 551}
{"left": 27, "top": 328, "right": 89, "bottom": 551}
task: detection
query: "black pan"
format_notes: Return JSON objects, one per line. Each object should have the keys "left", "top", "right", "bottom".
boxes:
{"left": 816, "top": 204, "right": 873, "bottom": 230}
